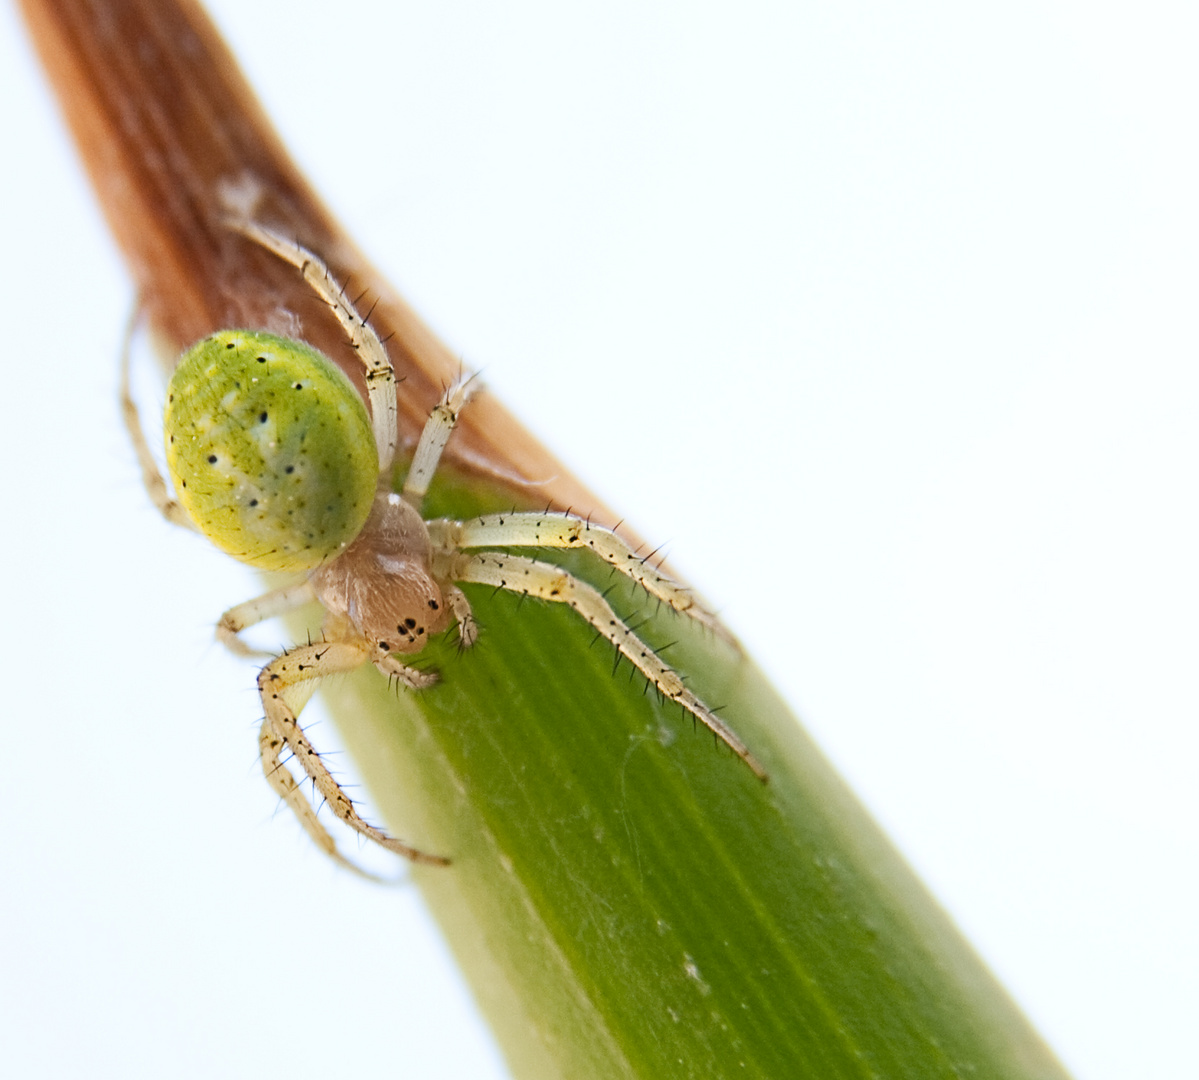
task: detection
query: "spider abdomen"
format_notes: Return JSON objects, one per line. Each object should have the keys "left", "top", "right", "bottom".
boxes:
{"left": 164, "top": 330, "right": 378, "bottom": 572}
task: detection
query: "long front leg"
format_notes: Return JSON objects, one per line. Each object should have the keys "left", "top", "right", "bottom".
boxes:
{"left": 258, "top": 641, "right": 449, "bottom": 868}
{"left": 449, "top": 552, "right": 766, "bottom": 781}
{"left": 430, "top": 512, "right": 734, "bottom": 643}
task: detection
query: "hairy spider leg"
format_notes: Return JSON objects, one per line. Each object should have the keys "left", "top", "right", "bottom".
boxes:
{"left": 217, "top": 580, "right": 318, "bottom": 657}
{"left": 228, "top": 219, "right": 398, "bottom": 472}
{"left": 257, "top": 713, "right": 384, "bottom": 881}
{"left": 431, "top": 512, "right": 734, "bottom": 643}
{"left": 401, "top": 377, "right": 478, "bottom": 507}
{"left": 258, "top": 640, "right": 448, "bottom": 871}
{"left": 443, "top": 551, "right": 767, "bottom": 781}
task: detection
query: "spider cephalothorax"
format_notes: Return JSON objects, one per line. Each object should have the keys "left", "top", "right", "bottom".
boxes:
{"left": 311, "top": 489, "right": 462, "bottom": 664}
{"left": 123, "top": 219, "right": 764, "bottom": 877}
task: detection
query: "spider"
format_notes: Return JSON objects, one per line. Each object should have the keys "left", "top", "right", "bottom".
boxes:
{"left": 121, "top": 219, "right": 765, "bottom": 877}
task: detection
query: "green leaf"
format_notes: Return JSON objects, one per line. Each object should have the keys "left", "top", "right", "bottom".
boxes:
{"left": 317, "top": 467, "right": 1071, "bottom": 1080}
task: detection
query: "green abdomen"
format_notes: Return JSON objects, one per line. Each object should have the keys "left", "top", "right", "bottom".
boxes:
{"left": 165, "top": 330, "right": 379, "bottom": 572}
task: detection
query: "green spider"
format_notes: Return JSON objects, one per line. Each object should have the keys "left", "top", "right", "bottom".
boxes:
{"left": 122, "top": 220, "right": 765, "bottom": 877}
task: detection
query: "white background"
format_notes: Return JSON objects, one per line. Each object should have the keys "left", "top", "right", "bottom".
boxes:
{"left": 2, "top": 2, "right": 1196, "bottom": 1078}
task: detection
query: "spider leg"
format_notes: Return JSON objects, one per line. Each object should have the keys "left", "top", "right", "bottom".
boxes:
{"left": 257, "top": 716, "right": 390, "bottom": 882}
{"left": 448, "top": 552, "right": 767, "bottom": 781}
{"left": 401, "top": 376, "right": 477, "bottom": 508}
{"left": 258, "top": 641, "right": 449, "bottom": 868}
{"left": 430, "top": 513, "right": 734, "bottom": 643}
{"left": 229, "top": 220, "right": 398, "bottom": 472}
{"left": 118, "top": 307, "right": 197, "bottom": 531}
{"left": 217, "top": 580, "right": 319, "bottom": 658}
